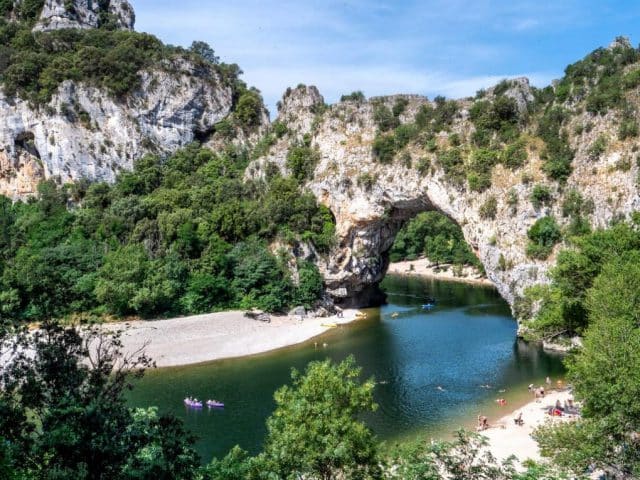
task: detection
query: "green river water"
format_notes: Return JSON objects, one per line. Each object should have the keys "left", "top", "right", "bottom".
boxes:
{"left": 127, "top": 275, "right": 565, "bottom": 462}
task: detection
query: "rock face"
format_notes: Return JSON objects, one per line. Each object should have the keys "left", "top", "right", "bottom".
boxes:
{"left": 33, "top": 0, "right": 135, "bottom": 32}
{"left": 247, "top": 85, "right": 640, "bottom": 309}
{"left": 0, "top": 59, "right": 236, "bottom": 198}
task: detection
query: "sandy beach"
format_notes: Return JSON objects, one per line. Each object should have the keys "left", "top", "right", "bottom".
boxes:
{"left": 387, "top": 258, "right": 493, "bottom": 287}
{"left": 108, "top": 309, "right": 361, "bottom": 367}
{"left": 481, "top": 388, "right": 577, "bottom": 464}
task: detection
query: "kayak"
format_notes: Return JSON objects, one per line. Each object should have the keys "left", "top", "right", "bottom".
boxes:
{"left": 206, "top": 400, "right": 224, "bottom": 408}
{"left": 321, "top": 322, "right": 338, "bottom": 328}
{"left": 184, "top": 398, "right": 203, "bottom": 408}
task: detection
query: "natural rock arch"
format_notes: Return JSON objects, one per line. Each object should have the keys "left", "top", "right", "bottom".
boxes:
{"left": 248, "top": 84, "right": 639, "bottom": 310}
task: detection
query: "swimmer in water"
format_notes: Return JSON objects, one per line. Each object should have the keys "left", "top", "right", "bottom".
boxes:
{"left": 436, "top": 386, "right": 445, "bottom": 391}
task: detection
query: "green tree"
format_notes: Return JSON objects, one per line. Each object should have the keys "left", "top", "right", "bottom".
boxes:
{"left": 0, "top": 322, "right": 200, "bottom": 479}
{"left": 259, "top": 356, "right": 381, "bottom": 479}
{"left": 535, "top": 252, "right": 640, "bottom": 477}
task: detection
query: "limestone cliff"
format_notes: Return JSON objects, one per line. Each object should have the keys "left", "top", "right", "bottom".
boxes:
{"left": 0, "top": 61, "right": 237, "bottom": 198}
{"left": 246, "top": 80, "right": 639, "bottom": 309}
{"left": 0, "top": 4, "right": 638, "bottom": 314}
{"left": 33, "top": 0, "right": 135, "bottom": 32}
{"left": 0, "top": 1, "right": 268, "bottom": 198}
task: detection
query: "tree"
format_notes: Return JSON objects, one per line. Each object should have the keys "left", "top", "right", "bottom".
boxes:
{"left": 526, "top": 216, "right": 562, "bottom": 259}
{"left": 258, "top": 356, "right": 381, "bottom": 479}
{"left": 0, "top": 322, "right": 200, "bottom": 479}
{"left": 189, "top": 41, "right": 220, "bottom": 64}
{"left": 535, "top": 252, "right": 640, "bottom": 477}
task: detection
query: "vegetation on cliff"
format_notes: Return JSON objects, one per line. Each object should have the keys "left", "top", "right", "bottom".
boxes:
{"left": 534, "top": 249, "right": 640, "bottom": 477}
{"left": 0, "top": 143, "right": 334, "bottom": 321}
{"left": 518, "top": 214, "right": 640, "bottom": 338}
{"left": 0, "top": 4, "right": 264, "bottom": 134}
{"left": 367, "top": 38, "right": 640, "bottom": 204}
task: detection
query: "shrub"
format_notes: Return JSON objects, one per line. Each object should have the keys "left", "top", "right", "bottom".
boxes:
{"left": 479, "top": 195, "right": 498, "bottom": 219}
{"left": 235, "top": 89, "right": 263, "bottom": 128}
{"left": 393, "top": 123, "right": 417, "bottom": 149}
{"left": 587, "top": 134, "right": 607, "bottom": 160}
{"left": 467, "top": 148, "right": 498, "bottom": 192}
{"left": 272, "top": 121, "right": 288, "bottom": 138}
{"left": 340, "top": 91, "right": 365, "bottom": 102}
{"left": 437, "top": 148, "right": 465, "bottom": 186}
{"left": 286, "top": 145, "right": 319, "bottom": 183}
{"left": 501, "top": 138, "right": 528, "bottom": 169}
{"left": 530, "top": 184, "right": 553, "bottom": 209}
{"left": 538, "top": 107, "right": 574, "bottom": 182}
{"left": 415, "top": 157, "right": 430, "bottom": 175}
{"left": 373, "top": 103, "right": 398, "bottom": 132}
{"left": 372, "top": 133, "right": 396, "bottom": 163}
{"left": 526, "top": 216, "right": 562, "bottom": 259}
{"left": 392, "top": 97, "right": 409, "bottom": 117}
{"left": 357, "top": 172, "right": 377, "bottom": 191}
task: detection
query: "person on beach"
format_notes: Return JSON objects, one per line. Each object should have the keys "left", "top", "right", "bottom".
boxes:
{"left": 477, "top": 415, "right": 489, "bottom": 431}
{"left": 514, "top": 412, "right": 524, "bottom": 426}
{"left": 546, "top": 376, "right": 551, "bottom": 387}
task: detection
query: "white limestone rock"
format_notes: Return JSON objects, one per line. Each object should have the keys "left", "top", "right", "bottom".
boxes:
{"left": 33, "top": 0, "right": 135, "bottom": 32}
{"left": 247, "top": 82, "right": 640, "bottom": 312}
{"left": 0, "top": 58, "right": 235, "bottom": 198}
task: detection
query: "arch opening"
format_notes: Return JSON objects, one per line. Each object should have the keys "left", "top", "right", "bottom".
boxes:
{"left": 323, "top": 197, "right": 487, "bottom": 308}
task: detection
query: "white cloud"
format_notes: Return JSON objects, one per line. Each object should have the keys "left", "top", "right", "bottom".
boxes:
{"left": 129, "top": 0, "right": 574, "bottom": 114}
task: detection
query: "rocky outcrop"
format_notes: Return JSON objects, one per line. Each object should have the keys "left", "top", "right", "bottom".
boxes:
{"left": 0, "top": 57, "right": 241, "bottom": 198}
{"left": 247, "top": 85, "right": 640, "bottom": 309}
{"left": 33, "top": 0, "right": 135, "bottom": 32}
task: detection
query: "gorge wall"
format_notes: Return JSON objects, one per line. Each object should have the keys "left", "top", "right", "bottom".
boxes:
{"left": 0, "top": 1, "right": 638, "bottom": 311}
{"left": 246, "top": 82, "right": 640, "bottom": 308}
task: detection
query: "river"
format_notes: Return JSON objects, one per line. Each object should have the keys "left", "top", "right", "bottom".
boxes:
{"left": 127, "top": 275, "right": 565, "bottom": 462}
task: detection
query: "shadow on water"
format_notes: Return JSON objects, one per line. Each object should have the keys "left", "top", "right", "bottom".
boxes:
{"left": 127, "top": 275, "right": 565, "bottom": 461}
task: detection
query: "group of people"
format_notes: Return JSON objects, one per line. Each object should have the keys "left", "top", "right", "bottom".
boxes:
{"left": 548, "top": 398, "right": 578, "bottom": 417}
{"left": 529, "top": 381, "right": 548, "bottom": 402}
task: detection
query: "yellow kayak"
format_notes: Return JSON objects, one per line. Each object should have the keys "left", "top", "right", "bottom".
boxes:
{"left": 321, "top": 322, "right": 338, "bottom": 328}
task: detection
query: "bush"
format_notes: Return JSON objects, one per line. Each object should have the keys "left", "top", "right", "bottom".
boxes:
{"left": 373, "top": 103, "right": 399, "bottom": 132}
{"left": 526, "top": 216, "right": 562, "bottom": 259}
{"left": 340, "top": 91, "right": 365, "bottom": 102}
{"left": 235, "top": 89, "right": 263, "bottom": 128}
{"left": 372, "top": 133, "right": 396, "bottom": 163}
{"left": 501, "top": 138, "right": 528, "bottom": 169}
{"left": 587, "top": 134, "right": 607, "bottom": 160}
{"left": 467, "top": 148, "right": 498, "bottom": 192}
{"left": 538, "top": 107, "right": 574, "bottom": 182}
{"left": 479, "top": 195, "right": 498, "bottom": 219}
{"left": 530, "top": 184, "right": 553, "bottom": 209}
{"left": 286, "top": 144, "right": 319, "bottom": 183}
{"left": 437, "top": 148, "right": 465, "bottom": 186}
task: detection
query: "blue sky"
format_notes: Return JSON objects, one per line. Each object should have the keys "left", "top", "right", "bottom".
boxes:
{"left": 131, "top": 1, "right": 640, "bottom": 115}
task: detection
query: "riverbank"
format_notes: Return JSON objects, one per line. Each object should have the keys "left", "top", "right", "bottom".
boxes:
{"left": 109, "top": 309, "right": 361, "bottom": 367}
{"left": 481, "top": 388, "right": 577, "bottom": 464}
{"left": 387, "top": 258, "right": 493, "bottom": 286}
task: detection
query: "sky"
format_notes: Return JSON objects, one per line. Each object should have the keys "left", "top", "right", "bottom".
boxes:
{"left": 131, "top": 1, "right": 640, "bottom": 115}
